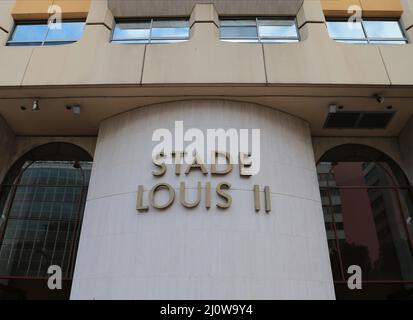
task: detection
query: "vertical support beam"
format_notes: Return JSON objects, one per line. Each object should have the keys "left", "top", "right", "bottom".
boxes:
{"left": 189, "top": 3, "right": 219, "bottom": 40}
{"left": 86, "top": 0, "right": 114, "bottom": 30}
{"left": 399, "top": 116, "right": 413, "bottom": 184}
{"left": 0, "top": 0, "right": 15, "bottom": 33}
{"left": 0, "top": 116, "right": 15, "bottom": 183}
{"left": 401, "top": 0, "right": 413, "bottom": 41}
{"left": 297, "top": 0, "right": 327, "bottom": 40}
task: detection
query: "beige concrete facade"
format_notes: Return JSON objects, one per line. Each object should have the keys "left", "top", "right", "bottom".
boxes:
{"left": 0, "top": 0, "right": 412, "bottom": 300}
{"left": 0, "top": 1, "right": 412, "bottom": 139}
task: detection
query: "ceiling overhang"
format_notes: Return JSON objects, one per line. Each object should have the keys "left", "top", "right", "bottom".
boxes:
{"left": 0, "top": 84, "right": 412, "bottom": 137}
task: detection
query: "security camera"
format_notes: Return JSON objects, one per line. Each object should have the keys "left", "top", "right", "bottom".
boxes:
{"left": 375, "top": 94, "right": 385, "bottom": 104}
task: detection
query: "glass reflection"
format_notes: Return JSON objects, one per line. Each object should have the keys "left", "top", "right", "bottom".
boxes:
{"left": 220, "top": 18, "right": 299, "bottom": 43}
{"left": 326, "top": 19, "right": 407, "bottom": 44}
{"left": 8, "top": 21, "right": 85, "bottom": 46}
{"left": 0, "top": 161, "right": 92, "bottom": 279}
{"left": 112, "top": 19, "right": 189, "bottom": 44}
{"left": 363, "top": 21, "right": 405, "bottom": 39}
{"left": 318, "top": 160, "right": 413, "bottom": 299}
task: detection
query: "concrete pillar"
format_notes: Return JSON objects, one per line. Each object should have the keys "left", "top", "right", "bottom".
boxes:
{"left": 0, "top": 0, "right": 15, "bottom": 33}
{"left": 0, "top": 0, "right": 14, "bottom": 45}
{"left": 71, "top": 100, "right": 335, "bottom": 300}
{"left": 86, "top": 0, "right": 114, "bottom": 30}
{"left": 189, "top": 3, "right": 219, "bottom": 40}
{"left": 401, "top": 0, "right": 413, "bottom": 41}
{"left": 297, "top": 0, "right": 330, "bottom": 42}
{"left": 399, "top": 116, "right": 413, "bottom": 184}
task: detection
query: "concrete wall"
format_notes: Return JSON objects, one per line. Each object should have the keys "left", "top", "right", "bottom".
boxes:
{"left": 0, "top": 135, "right": 97, "bottom": 184}
{"left": 0, "top": 1, "right": 413, "bottom": 87}
{"left": 313, "top": 135, "right": 413, "bottom": 185}
{"left": 70, "top": 99, "right": 335, "bottom": 300}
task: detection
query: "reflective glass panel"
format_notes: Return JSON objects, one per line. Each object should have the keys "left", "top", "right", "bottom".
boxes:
{"left": 258, "top": 20, "right": 298, "bottom": 38}
{"left": 9, "top": 24, "right": 48, "bottom": 43}
{"left": 326, "top": 21, "right": 366, "bottom": 40}
{"left": 112, "top": 22, "right": 151, "bottom": 41}
{"left": 112, "top": 20, "right": 189, "bottom": 43}
{"left": 220, "top": 26, "right": 258, "bottom": 39}
{"left": 318, "top": 156, "right": 413, "bottom": 300}
{"left": 8, "top": 21, "right": 85, "bottom": 46}
{"left": 45, "top": 21, "right": 85, "bottom": 42}
{"left": 0, "top": 161, "right": 92, "bottom": 279}
{"left": 220, "top": 18, "right": 298, "bottom": 42}
{"left": 363, "top": 20, "right": 405, "bottom": 39}
{"left": 151, "top": 27, "right": 189, "bottom": 39}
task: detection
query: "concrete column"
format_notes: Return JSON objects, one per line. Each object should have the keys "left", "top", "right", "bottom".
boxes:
{"left": 0, "top": 115, "right": 15, "bottom": 183}
{"left": 297, "top": 0, "right": 330, "bottom": 42}
{"left": 401, "top": 0, "right": 413, "bottom": 41}
{"left": 71, "top": 100, "right": 335, "bottom": 300}
{"left": 86, "top": 0, "right": 114, "bottom": 30}
{"left": 0, "top": 0, "right": 14, "bottom": 33}
{"left": 189, "top": 3, "right": 219, "bottom": 40}
{"left": 297, "top": 0, "right": 326, "bottom": 29}
{"left": 399, "top": 116, "right": 413, "bottom": 184}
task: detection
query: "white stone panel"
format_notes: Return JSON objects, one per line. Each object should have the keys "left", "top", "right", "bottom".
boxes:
{"left": 71, "top": 100, "right": 335, "bottom": 300}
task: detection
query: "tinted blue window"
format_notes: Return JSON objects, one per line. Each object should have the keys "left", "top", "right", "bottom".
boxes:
{"left": 46, "top": 21, "right": 85, "bottom": 42}
{"left": 112, "top": 22, "right": 151, "bottom": 41}
{"left": 363, "top": 21, "right": 405, "bottom": 39}
{"left": 112, "top": 19, "right": 189, "bottom": 44}
{"left": 9, "top": 24, "right": 48, "bottom": 44}
{"left": 326, "top": 20, "right": 407, "bottom": 44}
{"left": 7, "top": 21, "right": 85, "bottom": 46}
{"left": 258, "top": 20, "right": 298, "bottom": 39}
{"left": 220, "top": 18, "right": 299, "bottom": 43}
{"left": 326, "top": 21, "right": 366, "bottom": 40}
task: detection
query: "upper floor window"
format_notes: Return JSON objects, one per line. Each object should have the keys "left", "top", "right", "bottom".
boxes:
{"left": 112, "top": 19, "right": 189, "bottom": 44}
{"left": 220, "top": 18, "right": 299, "bottom": 43}
{"left": 326, "top": 19, "right": 408, "bottom": 44}
{"left": 7, "top": 21, "right": 85, "bottom": 46}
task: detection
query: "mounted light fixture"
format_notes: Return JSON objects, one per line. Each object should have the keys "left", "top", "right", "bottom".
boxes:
{"left": 66, "top": 104, "right": 81, "bottom": 117}
{"left": 72, "top": 105, "right": 81, "bottom": 117}
{"left": 329, "top": 104, "right": 338, "bottom": 113}
{"left": 32, "top": 99, "right": 40, "bottom": 112}
{"left": 375, "top": 94, "right": 385, "bottom": 104}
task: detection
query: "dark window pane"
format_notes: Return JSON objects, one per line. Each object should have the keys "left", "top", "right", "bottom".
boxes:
{"left": 0, "top": 144, "right": 92, "bottom": 284}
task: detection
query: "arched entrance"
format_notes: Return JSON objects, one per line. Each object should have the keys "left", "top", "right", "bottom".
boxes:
{"left": 0, "top": 142, "right": 92, "bottom": 299}
{"left": 317, "top": 144, "right": 413, "bottom": 299}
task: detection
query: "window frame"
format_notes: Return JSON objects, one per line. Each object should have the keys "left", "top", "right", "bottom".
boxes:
{"left": 111, "top": 18, "right": 190, "bottom": 44}
{"left": 0, "top": 143, "right": 92, "bottom": 282}
{"left": 326, "top": 18, "right": 408, "bottom": 44}
{"left": 6, "top": 20, "right": 86, "bottom": 47}
{"left": 219, "top": 17, "right": 300, "bottom": 43}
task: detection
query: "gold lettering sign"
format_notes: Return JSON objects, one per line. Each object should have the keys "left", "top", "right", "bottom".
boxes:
{"left": 138, "top": 151, "right": 271, "bottom": 213}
